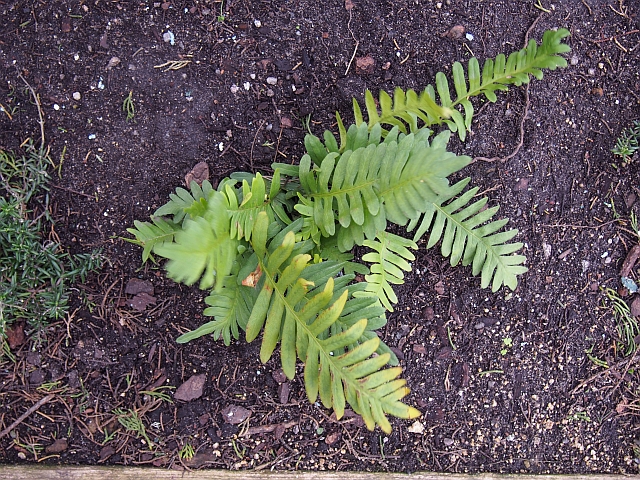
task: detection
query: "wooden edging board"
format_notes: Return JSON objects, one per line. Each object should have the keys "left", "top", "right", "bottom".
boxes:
{"left": 0, "top": 466, "right": 638, "bottom": 480}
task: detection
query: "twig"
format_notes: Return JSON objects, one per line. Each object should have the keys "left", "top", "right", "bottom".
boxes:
{"left": 570, "top": 355, "right": 640, "bottom": 394}
{"left": 0, "top": 394, "right": 54, "bottom": 440}
{"left": 472, "top": 83, "right": 530, "bottom": 163}
{"left": 472, "top": 13, "right": 544, "bottom": 164}
{"left": 344, "top": 6, "right": 358, "bottom": 75}
{"left": 249, "top": 120, "right": 265, "bottom": 171}
{"left": 17, "top": 72, "right": 45, "bottom": 149}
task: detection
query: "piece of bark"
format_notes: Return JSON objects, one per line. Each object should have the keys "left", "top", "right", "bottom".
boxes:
{"left": 174, "top": 374, "right": 206, "bottom": 402}
{"left": 620, "top": 245, "right": 640, "bottom": 278}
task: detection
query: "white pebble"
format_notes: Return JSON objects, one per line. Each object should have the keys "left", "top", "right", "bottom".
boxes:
{"left": 73, "top": 92, "right": 81, "bottom": 101}
{"left": 254, "top": 19, "right": 262, "bottom": 28}
{"left": 465, "top": 32, "right": 474, "bottom": 41}
{"left": 88, "top": 134, "right": 96, "bottom": 140}
{"left": 53, "top": 104, "right": 60, "bottom": 111}
{"left": 163, "top": 31, "right": 175, "bottom": 45}
{"left": 243, "top": 81, "right": 251, "bottom": 91}
{"left": 230, "top": 84, "right": 239, "bottom": 94}
{"left": 266, "top": 77, "right": 277, "bottom": 85}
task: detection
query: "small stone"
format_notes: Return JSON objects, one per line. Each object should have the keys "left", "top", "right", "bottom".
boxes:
{"left": 163, "top": 31, "right": 175, "bottom": 45}
{"left": 266, "top": 76, "right": 278, "bottom": 85}
{"left": 221, "top": 405, "right": 251, "bottom": 425}
{"left": 254, "top": 19, "right": 262, "bottom": 28}
{"left": 474, "top": 322, "right": 485, "bottom": 330}
{"left": 72, "top": 92, "right": 81, "bottom": 101}
{"left": 570, "top": 56, "right": 579, "bottom": 66}
{"left": 631, "top": 297, "right": 640, "bottom": 317}
{"left": 407, "top": 420, "right": 425, "bottom": 434}
{"left": 230, "top": 84, "right": 240, "bottom": 94}
{"left": 266, "top": 89, "right": 274, "bottom": 97}
{"left": 106, "top": 56, "right": 120, "bottom": 70}
{"left": 443, "top": 438, "right": 454, "bottom": 446}
{"left": 272, "top": 369, "right": 287, "bottom": 384}
{"left": 174, "top": 374, "right": 206, "bottom": 402}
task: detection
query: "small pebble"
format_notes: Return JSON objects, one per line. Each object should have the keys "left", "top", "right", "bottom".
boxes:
{"left": 106, "top": 56, "right": 120, "bottom": 69}
{"left": 88, "top": 133, "right": 96, "bottom": 140}
{"left": 72, "top": 92, "right": 81, "bottom": 101}
{"left": 163, "top": 31, "right": 175, "bottom": 45}
{"left": 243, "top": 81, "right": 250, "bottom": 91}
{"left": 266, "top": 76, "right": 278, "bottom": 85}
{"left": 570, "top": 55, "right": 579, "bottom": 66}
{"left": 254, "top": 19, "right": 262, "bottom": 28}
{"left": 230, "top": 84, "right": 239, "bottom": 94}
{"left": 266, "top": 89, "right": 274, "bottom": 97}
{"left": 474, "top": 322, "right": 485, "bottom": 330}
{"left": 53, "top": 104, "right": 60, "bottom": 111}
{"left": 443, "top": 438, "right": 454, "bottom": 446}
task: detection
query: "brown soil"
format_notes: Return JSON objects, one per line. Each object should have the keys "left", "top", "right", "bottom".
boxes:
{"left": 1, "top": 0, "right": 640, "bottom": 474}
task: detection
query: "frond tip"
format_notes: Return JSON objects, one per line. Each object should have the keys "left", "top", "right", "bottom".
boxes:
{"left": 355, "top": 28, "right": 571, "bottom": 140}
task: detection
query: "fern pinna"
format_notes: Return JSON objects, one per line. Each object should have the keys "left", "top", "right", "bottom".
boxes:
{"left": 128, "top": 29, "right": 569, "bottom": 432}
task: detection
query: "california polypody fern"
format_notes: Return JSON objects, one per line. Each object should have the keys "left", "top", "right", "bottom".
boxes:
{"left": 128, "top": 29, "right": 570, "bottom": 432}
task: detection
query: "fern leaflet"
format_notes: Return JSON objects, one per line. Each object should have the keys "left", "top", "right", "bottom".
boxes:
{"left": 356, "top": 28, "right": 570, "bottom": 140}
{"left": 153, "top": 192, "right": 238, "bottom": 290}
{"left": 354, "top": 232, "right": 417, "bottom": 312}
{"left": 244, "top": 212, "right": 420, "bottom": 432}
{"left": 409, "top": 180, "right": 527, "bottom": 291}
{"left": 125, "top": 217, "right": 181, "bottom": 263}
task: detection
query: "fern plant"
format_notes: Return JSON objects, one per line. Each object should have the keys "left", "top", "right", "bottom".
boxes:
{"left": 128, "top": 29, "right": 570, "bottom": 433}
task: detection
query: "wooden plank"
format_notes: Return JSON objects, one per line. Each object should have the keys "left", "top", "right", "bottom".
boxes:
{"left": 0, "top": 466, "right": 637, "bottom": 480}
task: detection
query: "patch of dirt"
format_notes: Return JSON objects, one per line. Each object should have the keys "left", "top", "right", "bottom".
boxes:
{"left": 1, "top": 0, "right": 639, "bottom": 474}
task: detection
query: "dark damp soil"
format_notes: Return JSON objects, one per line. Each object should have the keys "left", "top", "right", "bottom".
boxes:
{"left": 1, "top": 0, "right": 640, "bottom": 474}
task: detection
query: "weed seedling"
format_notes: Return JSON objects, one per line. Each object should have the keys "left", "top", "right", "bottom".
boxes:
{"left": 613, "top": 119, "right": 640, "bottom": 164}
{"left": 179, "top": 443, "right": 195, "bottom": 461}
{"left": 122, "top": 91, "right": 135, "bottom": 122}
{"left": 113, "top": 408, "right": 153, "bottom": 449}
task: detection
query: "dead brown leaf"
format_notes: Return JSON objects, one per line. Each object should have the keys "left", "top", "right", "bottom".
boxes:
{"left": 125, "top": 278, "right": 154, "bottom": 296}
{"left": 45, "top": 438, "right": 68, "bottom": 454}
{"left": 620, "top": 244, "right": 640, "bottom": 278}
{"left": 442, "top": 25, "right": 465, "bottom": 40}
{"left": 355, "top": 55, "right": 375, "bottom": 75}
{"left": 6, "top": 321, "right": 25, "bottom": 349}
{"left": 631, "top": 297, "right": 640, "bottom": 318}
{"left": 128, "top": 292, "right": 156, "bottom": 311}
{"left": 241, "top": 264, "right": 263, "bottom": 287}
{"left": 185, "top": 161, "right": 210, "bottom": 187}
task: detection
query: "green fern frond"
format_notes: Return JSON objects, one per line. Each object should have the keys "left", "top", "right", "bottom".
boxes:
{"left": 176, "top": 274, "right": 258, "bottom": 345}
{"left": 125, "top": 217, "right": 181, "bottom": 263}
{"left": 221, "top": 171, "right": 285, "bottom": 241}
{"left": 354, "top": 232, "right": 417, "bottom": 312}
{"left": 153, "top": 192, "right": 238, "bottom": 290}
{"left": 154, "top": 180, "right": 215, "bottom": 223}
{"left": 410, "top": 179, "right": 527, "bottom": 291}
{"left": 296, "top": 129, "right": 470, "bottom": 250}
{"left": 356, "top": 28, "right": 570, "bottom": 140}
{"left": 244, "top": 212, "right": 419, "bottom": 432}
